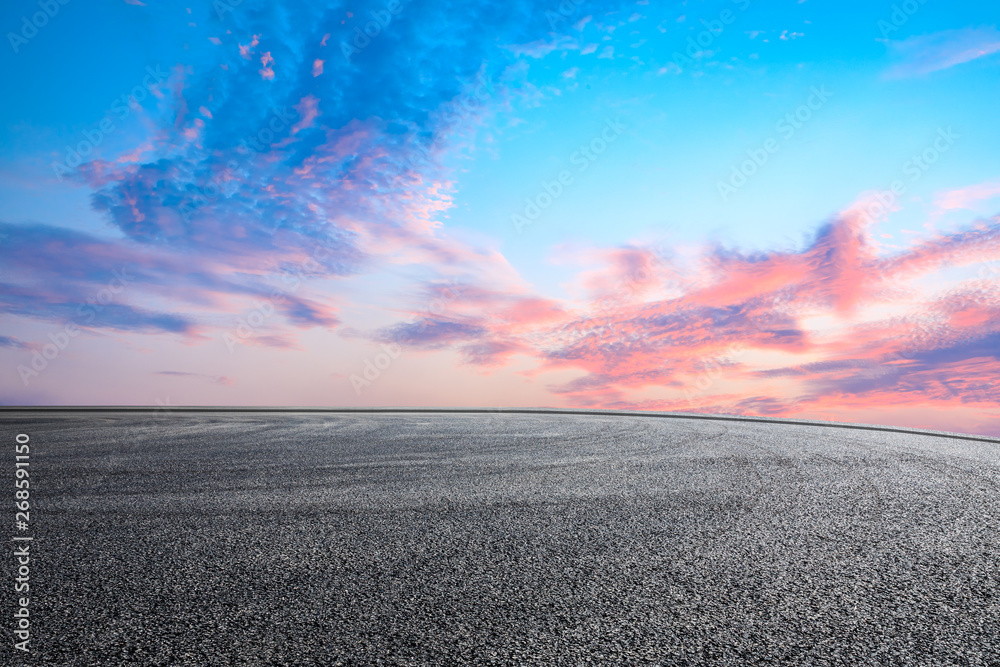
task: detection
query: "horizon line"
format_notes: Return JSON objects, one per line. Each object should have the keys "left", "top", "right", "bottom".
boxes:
{"left": 2, "top": 406, "right": 997, "bottom": 445}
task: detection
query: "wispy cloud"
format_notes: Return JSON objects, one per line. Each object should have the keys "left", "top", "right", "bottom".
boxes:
{"left": 934, "top": 179, "right": 1000, "bottom": 212}
{"left": 885, "top": 26, "right": 1000, "bottom": 78}
{"left": 0, "top": 335, "right": 31, "bottom": 350}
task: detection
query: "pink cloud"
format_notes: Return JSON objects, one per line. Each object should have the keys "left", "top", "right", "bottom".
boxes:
{"left": 506, "top": 35, "right": 579, "bottom": 58}
{"left": 885, "top": 26, "right": 1000, "bottom": 78}
{"left": 238, "top": 34, "right": 259, "bottom": 60}
{"left": 877, "top": 219, "right": 1000, "bottom": 279}
{"left": 361, "top": 192, "right": 1000, "bottom": 436}
{"left": 291, "top": 95, "right": 320, "bottom": 134}
{"left": 935, "top": 179, "right": 1000, "bottom": 211}
{"left": 259, "top": 51, "right": 275, "bottom": 80}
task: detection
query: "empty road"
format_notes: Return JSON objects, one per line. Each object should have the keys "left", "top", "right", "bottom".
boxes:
{"left": 4, "top": 410, "right": 999, "bottom": 665}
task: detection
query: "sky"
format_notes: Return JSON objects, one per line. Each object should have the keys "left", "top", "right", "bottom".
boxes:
{"left": 1, "top": 0, "right": 999, "bottom": 435}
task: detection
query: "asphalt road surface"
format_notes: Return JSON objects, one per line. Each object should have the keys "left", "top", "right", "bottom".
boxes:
{"left": 4, "top": 410, "right": 999, "bottom": 665}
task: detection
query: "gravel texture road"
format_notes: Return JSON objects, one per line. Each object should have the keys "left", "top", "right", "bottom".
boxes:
{"left": 4, "top": 410, "right": 999, "bottom": 665}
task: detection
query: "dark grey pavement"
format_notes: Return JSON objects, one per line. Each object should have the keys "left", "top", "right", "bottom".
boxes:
{"left": 5, "top": 410, "right": 1000, "bottom": 665}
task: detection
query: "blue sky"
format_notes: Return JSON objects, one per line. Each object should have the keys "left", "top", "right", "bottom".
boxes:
{"left": 1, "top": 0, "right": 999, "bottom": 434}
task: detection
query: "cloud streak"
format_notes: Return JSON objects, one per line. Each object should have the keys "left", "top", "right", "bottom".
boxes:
{"left": 885, "top": 26, "right": 1000, "bottom": 78}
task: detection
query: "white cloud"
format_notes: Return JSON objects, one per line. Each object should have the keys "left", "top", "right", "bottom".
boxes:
{"left": 885, "top": 26, "right": 1000, "bottom": 78}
